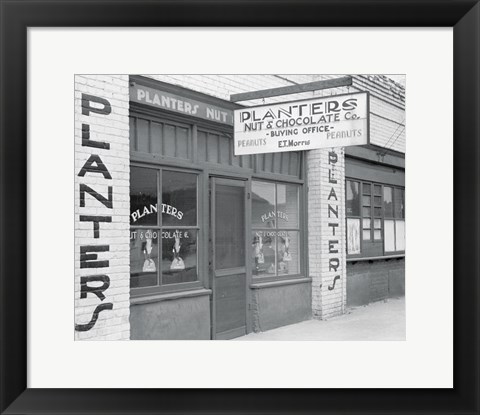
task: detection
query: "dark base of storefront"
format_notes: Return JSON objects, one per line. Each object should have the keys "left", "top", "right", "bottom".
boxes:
{"left": 251, "top": 278, "right": 312, "bottom": 333}
{"left": 129, "top": 262, "right": 403, "bottom": 340}
{"left": 346, "top": 257, "right": 405, "bottom": 307}
{"left": 130, "top": 290, "right": 211, "bottom": 340}
{"left": 129, "top": 279, "right": 312, "bottom": 340}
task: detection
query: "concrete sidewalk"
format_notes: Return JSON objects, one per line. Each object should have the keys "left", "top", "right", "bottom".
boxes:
{"left": 236, "top": 297, "right": 405, "bottom": 341}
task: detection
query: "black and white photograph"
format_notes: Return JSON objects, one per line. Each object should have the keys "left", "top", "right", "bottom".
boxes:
{"left": 4, "top": 3, "right": 478, "bottom": 409}
{"left": 75, "top": 74, "right": 405, "bottom": 340}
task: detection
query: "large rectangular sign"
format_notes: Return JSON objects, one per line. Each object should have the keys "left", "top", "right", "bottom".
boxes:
{"left": 130, "top": 84, "right": 234, "bottom": 125}
{"left": 234, "top": 92, "right": 369, "bottom": 155}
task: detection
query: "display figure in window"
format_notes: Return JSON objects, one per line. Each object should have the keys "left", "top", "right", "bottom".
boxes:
{"left": 262, "top": 236, "right": 275, "bottom": 274}
{"left": 252, "top": 235, "right": 275, "bottom": 275}
{"left": 283, "top": 235, "right": 292, "bottom": 262}
{"left": 252, "top": 235, "right": 266, "bottom": 275}
{"left": 170, "top": 234, "right": 185, "bottom": 270}
{"left": 142, "top": 233, "right": 156, "bottom": 272}
{"left": 253, "top": 235, "right": 265, "bottom": 265}
{"left": 277, "top": 235, "right": 291, "bottom": 274}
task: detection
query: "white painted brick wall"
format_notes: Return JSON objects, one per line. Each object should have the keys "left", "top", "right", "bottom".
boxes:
{"left": 74, "top": 75, "right": 130, "bottom": 341}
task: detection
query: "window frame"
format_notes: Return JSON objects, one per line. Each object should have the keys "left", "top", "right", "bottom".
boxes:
{"left": 250, "top": 178, "right": 305, "bottom": 283}
{"left": 130, "top": 163, "right": 203, "bottom": 298}
{"left": 346, "top": 178, "right": 405, "bottom": 259}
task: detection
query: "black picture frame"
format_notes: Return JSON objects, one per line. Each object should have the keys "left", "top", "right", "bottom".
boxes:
{"left": 0, "top": 1, "right": 478, "bottom": 414}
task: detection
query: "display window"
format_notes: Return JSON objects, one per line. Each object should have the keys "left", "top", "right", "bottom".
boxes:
{"left": 130, "top": 166, "right": 199, "bottom": 294}
{"left": 346, "top": 179, "right": 405, "bottom": 257}
{"left": 251, "top": 180, "right": 302, "bottom": 278}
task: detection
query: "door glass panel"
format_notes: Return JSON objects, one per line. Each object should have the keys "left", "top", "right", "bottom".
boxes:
{"left": 215, "top": 183, "right": 245, "bottom": 269}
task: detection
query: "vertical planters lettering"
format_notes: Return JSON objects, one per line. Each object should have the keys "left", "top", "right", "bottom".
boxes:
{"left": 75, "top": 94, "right": 114, "bottom": 332}
{"left": 327, "top": 150, "right": 341, "bottom": 291}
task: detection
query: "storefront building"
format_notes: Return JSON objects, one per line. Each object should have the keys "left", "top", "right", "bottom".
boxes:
{"left": 74, "top": 74, "right": 405, "bottom": 340}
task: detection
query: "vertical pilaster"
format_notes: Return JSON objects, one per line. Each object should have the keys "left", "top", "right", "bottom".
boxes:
{"left": 74, "top": 75, "right": 130, "bottom": 340}
{"left": 307, "top": 148, "right": 347, "bottom": 319}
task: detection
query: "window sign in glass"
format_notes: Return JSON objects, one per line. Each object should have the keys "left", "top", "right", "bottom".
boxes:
{"left": 347, "top": 218, "right": 361, "bottom": 255}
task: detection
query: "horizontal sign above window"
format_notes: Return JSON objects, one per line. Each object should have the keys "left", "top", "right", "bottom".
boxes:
{"left": 234, "top": 92, "right": 369, "bottom": 155}
{"left": 130, "top": 84, "right": 234, "bottom": 125}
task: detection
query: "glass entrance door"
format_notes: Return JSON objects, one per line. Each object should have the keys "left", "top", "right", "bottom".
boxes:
{"left": 210, "top": 177, "right": 247, "bottom": 340}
